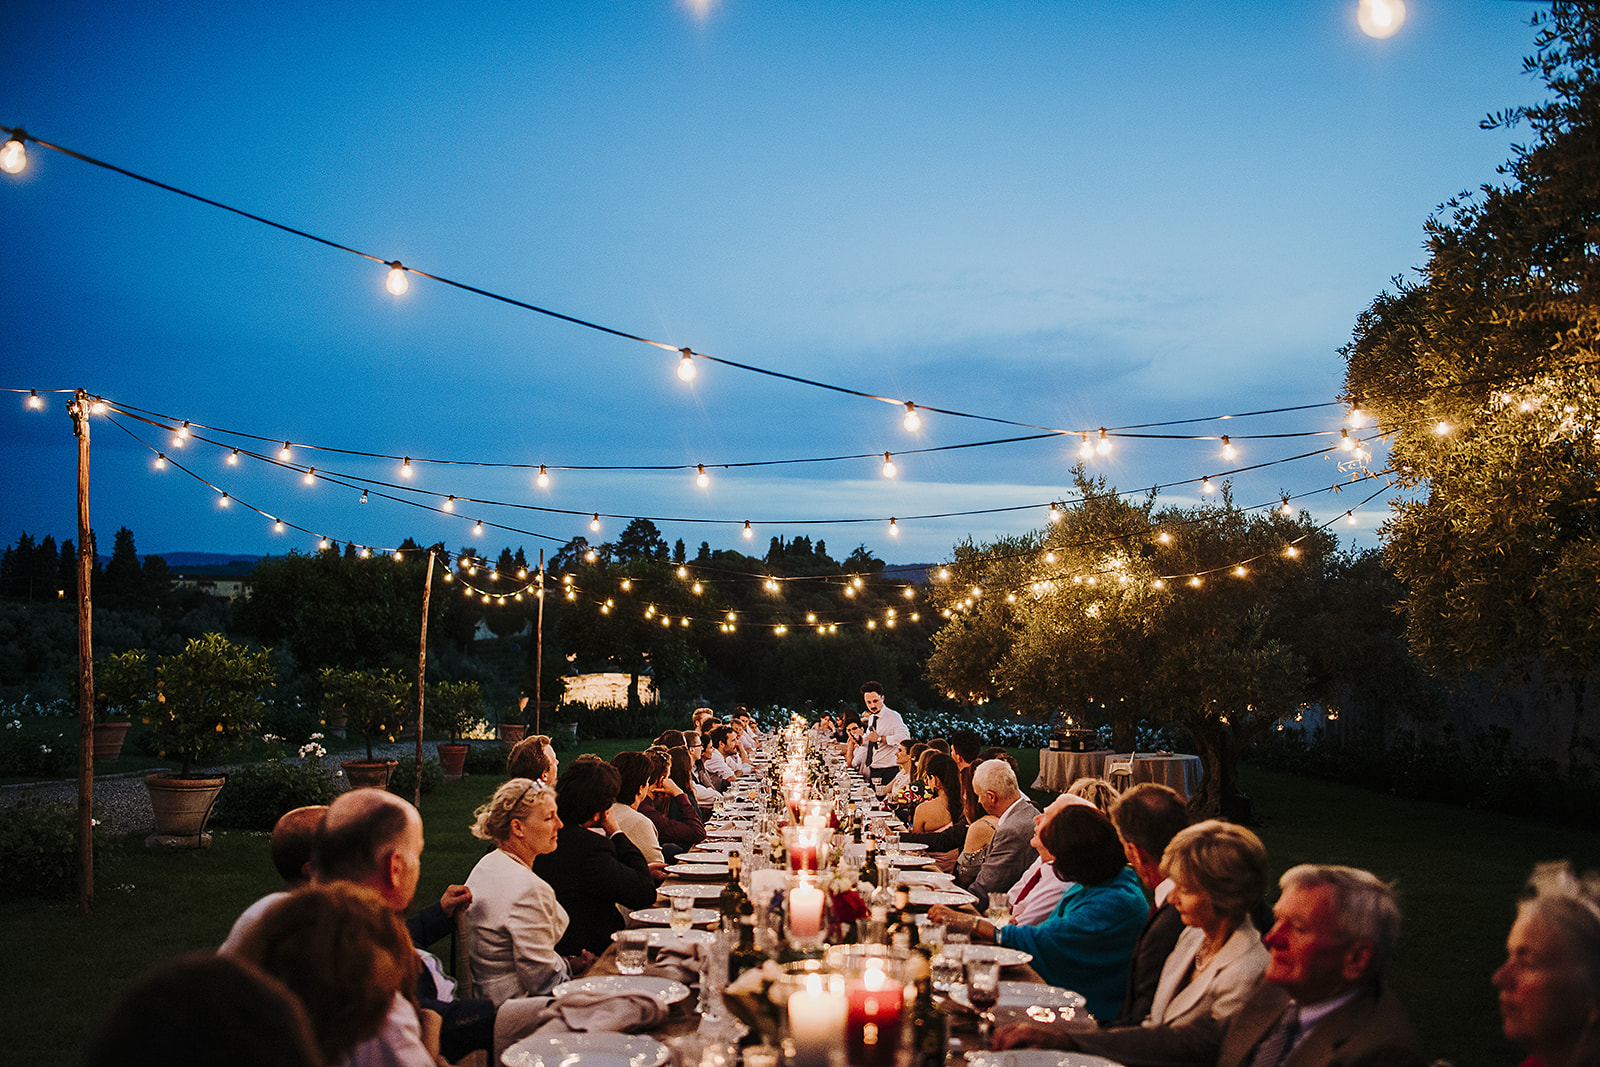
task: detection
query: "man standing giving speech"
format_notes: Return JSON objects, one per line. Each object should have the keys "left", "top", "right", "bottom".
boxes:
{"left": 859, "top": 681, "right": 909, "bottom": 788}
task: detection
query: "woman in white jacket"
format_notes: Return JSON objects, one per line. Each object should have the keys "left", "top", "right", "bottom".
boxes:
{"left": 463, "top": 778, "right": 571, "bottom": 1005}
{"left": 1142, "top": 819, "right": 1271, "bottom": 1028}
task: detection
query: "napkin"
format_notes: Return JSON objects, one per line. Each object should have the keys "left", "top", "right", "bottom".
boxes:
{"left": 530, "top": 990, "right": 670, "bottom": 1034}
{"left": 645, "top": 942, "right": 702, "bottom": 986}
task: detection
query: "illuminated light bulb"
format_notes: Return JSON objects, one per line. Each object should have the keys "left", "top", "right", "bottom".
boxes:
{"left": 1357, "top": 0, "right": 1405, "bottom": 39}
{"left": 903, "top": 402, "right": 921, "bottom": 432}
{"left": 537, "top": 465, "right": 549, "bottom": 488}
{"left": 775, "top": 626, "right": 786, "bottom": 635}
{"left": 443, "top": 496, "right": 455, "bottom": 512}
{"left": 1153, "top": 579, "right": 1166, "bottom": 590}
{"left": 662, "top": 616, "right": 671, "bottom": 627}
{"left": 1234, "top": 566, "right": 1247, "bottom": 577}
{"left": 473, "top": 521, "right": 485, "bottom": 537}
{"left": 1340, "top": 429, "right": 1354, "bottom": 451}
{"left": 1349, "top": 407, "right": 1365, "bottom": 427}
{"left": 517, "top": 568, "right": 527, "bottom": 579}
{"left": 360, "top": 547, "right": 371, "bottom": 559}
{"left": 853, "top": 576, "right": 864, "bottom": 588}
{"left": 514, "top": 593, "right": 523, "bottom": 601}
{"left": 585, "top": 549, "right": 597, "bottom": 563}
{"left": 1096, "top": 428, "right": 1111, "bottom": 455}
{"left": 681, "top": 617, "right": 690, "bottom": 627}
{"left": 818, "top": 625, "right": 827, "bottom": 634}
{"left": 903, "top": 586, "right": 915, "bottom": 599}
{"left": 26, "top": 389, "right": 42, "bottom": 410}
{"left": 0, "top": 133, "right": 28, "bottom": 174}
{"left": 696, "top": 464, "right": 709, "bottom": 488}
{"left": 401, "top": 457, "right": 413, "bottom": 478}
{"left": 828, "top": 624, "right": 836, "bottom": 634}
{"left": 1006, "top": 593, "right": 1015, "bottom": 603}
{"left": 1201, "top": 476, "right": 1215, "bottom": 494}
{"left": 1284, "top": 545, "right": 1300, "bottom": 558}
{"left": 385, "top": 262, "right": 409, "bottom": 296}
{"left": 1189, "top": 576, "right": 1202, "bottom": 587}
{"left": 278, "top": 441, "right": 290, "bottom": 460}
{"left": 1281, "top": 497, "right": 1293, "bottom": 516}
{"left": 1048, "top": 504, "right": 1061, "bottom": 523}
{"left": 743, "top": 520, "right": 753, "bottom": 539}
{"left": 228, "top": 449, "right": 240, "bottom": 466}
{"left": 971, "top": 586, "right": 982, "bottom": 598}
{"left": 153, "top": 453, "right": 167, "bottom": 469}
{"left": 941, "top": 609, "right": 952, "bottom": 618}
{"left": 676, "top": 348, "right": 697, "bottom": 382}
{"left": 567, "top": 590, "right": 577, "bottom": 601}
{"left": 1221, "top": 435, "right": 1236, "bottom": 460}
{"left": 89, "top": 398, "right": 106, "bottom": 415}
{"left": 692, "top": 582, "right": 702, "bottom": 595}
{"left": 806, "top": 613, "right": 816, "bottom": 623}
{"left": 304, "top": 468, "right": 317, "bottom": 485}
{"left": 882, "top": 452, "right": 897, "bottom": 478}
{"left": 1045, "top": 550, "right": 1057, "bottom": 564}
{"left": 844, "top": 585, "right": 856, "bottom": 598}
{"left": 393, "top": 551, "right": 403, "bottom": 562}
{"left": 937, "top": 568, "right": 949, "bottom": 580}
{"left": 1078, "top": 432, "right": 1093, "bottom": 459}
{"left": 726, "top": 611, "right": 736, "bottom": 622}
{"left": 888, "top": 518, "right": 899, "bottom": 536}
{"left": 219, "top": 493, "right": 231, "bottom": 508}
{"left": 468, "top": 566, "right": 478, "bottom": 576}
{"left": 910, "top": 613, "right": 919, "bottom": 622}
{"left": 589, "top": 514, "right": 601, "bottom": 533}
{"left": 620, "top": 578, "right": 631, "bottom": 591}
{"left": 1518, "top": 399, "right": 1533, "bottom": 413}
{"left": 360, "top": 490, "right": 369, "bottom": 503}
{"left": 319, "top": 538, "right": 330, "bottom": 550}
{"left": 1346, "top": 510, "right": 1358, "bottom": 525}
{"left": 1435, "top": 420, "right": 1451, "bottom": 435}
{"left": 1159, "top": 531, "right": 1171, "bottom": 544}
{"left": 867, "top": 620, "right": 877, "bottom": 629}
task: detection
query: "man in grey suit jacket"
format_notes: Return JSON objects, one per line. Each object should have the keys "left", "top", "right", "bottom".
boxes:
{"left": 997, "top": 864, "right": 1426, "bottom": 1067}
{"left": 961, "top": 759, "right": 1040, "bottom": 900}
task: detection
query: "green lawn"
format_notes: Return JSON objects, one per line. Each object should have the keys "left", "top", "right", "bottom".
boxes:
{"left": 2, "top": 746, "right": 1593, "bottom": 1067}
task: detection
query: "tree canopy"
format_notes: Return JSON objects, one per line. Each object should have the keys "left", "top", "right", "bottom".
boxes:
{"left": 1343, "top": 2, "right": 1600, "bottom": 684}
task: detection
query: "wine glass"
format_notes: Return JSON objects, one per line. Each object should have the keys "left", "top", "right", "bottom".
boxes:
{"left": 965, "top": 957, "right": 1002, "bottom": 1049}
{"left": 986, "top": 892, "right": 1013, "bottom": 927}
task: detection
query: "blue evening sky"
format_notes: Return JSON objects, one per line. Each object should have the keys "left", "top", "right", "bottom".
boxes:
{"left": 0, "top": 1, "right": 1543, "bottom": 568}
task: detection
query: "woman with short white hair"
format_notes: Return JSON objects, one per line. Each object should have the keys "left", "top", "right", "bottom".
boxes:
{"left": 1494, "top": 861, "right": 1600, "bottom": 1067}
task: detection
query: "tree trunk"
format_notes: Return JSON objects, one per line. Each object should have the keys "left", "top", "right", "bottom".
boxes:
{"left": 627, "top": 671, "right": 641, "bottom": 714}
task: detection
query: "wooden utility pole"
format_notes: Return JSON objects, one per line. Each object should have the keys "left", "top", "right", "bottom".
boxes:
{"left": 535, "top": 549, "right": 545, "bottom": 734}
{"left": 69, "top": 390, "right": 95, "bottom": 914}
{"left": 413, "top": 548, "right": 435, "bottom": 810}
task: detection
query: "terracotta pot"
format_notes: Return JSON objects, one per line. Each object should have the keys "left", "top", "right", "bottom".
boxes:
{"left": 341, "top": 757, "right": 399, "bottom": 789}
{"left": 437, "top": 742, "right": 469, "bottom": 780}
{"left": 93, "top": 721, "right": 132, "bottom": 761}
{"left": 498, "top": 723, "right": 526, "bottom": 745}
{"left": 144, "top": 772, "right": 227, "bottom": 847}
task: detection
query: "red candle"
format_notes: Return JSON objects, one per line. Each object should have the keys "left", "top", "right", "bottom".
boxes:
{"left": 845, "top": 966, "right": 904, "bottom": 1067}
{"left": 789, "top": 843, "right": 820, "bottom": 872}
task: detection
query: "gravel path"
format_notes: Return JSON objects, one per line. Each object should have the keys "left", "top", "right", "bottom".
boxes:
{"left": 0, "top": 740, "right": 430, "bottom": 834}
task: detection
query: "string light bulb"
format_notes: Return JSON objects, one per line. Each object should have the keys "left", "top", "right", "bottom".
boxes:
{"left": 279, "top": 441, "right": 291, "bottom": 460}
{"left": 359, "top": 489, "right": 368, "bottom": 503}
{"left": 1221, "top": 435, "right": 1236, "bottom": 460}
{"left": 1201, "top": 476, "right": 1215, "bottom": 494}
{"left": 743, "top": 520, "right": 753, "bottom": 539}
{"left": 154, "top": 453, "right": 167, "bottom": 469}
{"left": 882, "top": 452, "right": 897, "bottom": 478}
{"left": 676, "top": 347, "right": 696, "bottom": 382}
{"left": 400, "top": 457, "right": 413, "bottom": 478}
{"left": 0, "top": 131, "right": 27, "bottom": 174}
{"left": 218, "top": 492, "right": 230, "bottom": 508}
{"left": 585, "top": 549, "right": 598, "bottom": 563}
{"left": 1435, "top": 420, "right": 1451, "bottom": 435}
{"left": 1346, "top": 510, "right": 1358, "bottom": 525}
{"left": 385, "top": 261, "right": 409, "bottom": 295}
{"left": 303, "top": 468, "right": 317, "bottom": 485}
{"left": 902, "top": 402, "right": 921, "bottom": 432}
{"left": 473, "top": 520, "right": 484, "bottom": 537}
{"left": 1281, "top": 496, "right": 1293, "bottom": 515}
{"left": 1047, "top": 504, "right": 1061, "bottom": 523}
{"left": 590, "top": 513, "right": 601, "bottom": 533}
{"left": 696, "top": 464, "right": 709, "bottom": 488}
{"left": 89, "top": 397, "right": 106, "bottom": 415}
{"left": 888, "top": 517, "right": 899, "bottom": 536}
{"left": 1348, "top": 407, "right": 1365, "bottom": 427}
{"left": 227, "top": 448, "right": 240, "bottom": 466}
{"left": 1096, "top": 428, "right": 1111, "bottom": 455}
{"left": 271, "top": 519, "right": 283, "bottom": 532}
{"left": 1340, "top": 429, "right": 1354, "bottom": 451}
{"left": 1358, "top": 0, "right": 1405, "bottom": 39}
{"left": 536, "top": 465, "right": 549, "bottom": 488}
{"left": 319, "top": 538, "right": 330, "bottom": 550}
{"left": 26, "top": 389, "right": 42, "bottom": 410}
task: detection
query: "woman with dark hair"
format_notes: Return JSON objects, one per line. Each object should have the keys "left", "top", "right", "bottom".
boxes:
{"left": 463, "top": 778, "right": 572, "bottom": 1004}
{"left": 655, "top": 729, "right": 686, "bottom": 749}
{"left": 639, "top": 747, "right": 706, "bottom": 853}
{"left": 531, "top": 758, "right": 658, "bottom": 956}
{"left": 940, "top": 805, "right": 1148, "bottom": 1020}
{"left": 914, "top": 752, "right": 962, "bottom": 833}
{"left": 609, "top": 750, "right": 666, "bottom": 867}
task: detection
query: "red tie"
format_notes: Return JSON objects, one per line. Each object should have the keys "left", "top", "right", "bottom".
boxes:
{"left": 1015, "top": 867, "right": 1043, "bottom": 903}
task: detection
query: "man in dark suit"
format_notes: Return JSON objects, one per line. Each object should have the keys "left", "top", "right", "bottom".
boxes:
{"left": 998, "top": 864, "right": 1426, "bottom": 1067}
{"left": 532, "top": 757, "right": 658, "bottom": 956}
{"left": 1108, "top": 783, "right": 1192, "bottom": 1026}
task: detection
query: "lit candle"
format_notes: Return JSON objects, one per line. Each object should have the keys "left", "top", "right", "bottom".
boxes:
{"left": 788, "top": 974, "right": 847, "bottom": 1067}
{"left": 789, "top": 881, "right": 825, "bottom": 938}
{"left": 846, "top": 963, "right": 905, "bottom": 1067}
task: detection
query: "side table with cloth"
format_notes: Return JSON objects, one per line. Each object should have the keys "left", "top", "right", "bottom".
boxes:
{"left": 1127, "top": 753, "right": 1203, "bottom": 798}
{"left": 1033, "top": 750, "right": 1114, "bottom": 792}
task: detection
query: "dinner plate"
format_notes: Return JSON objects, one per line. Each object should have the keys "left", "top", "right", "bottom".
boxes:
{"left": 949, "top": 944, "right": 1033, "bottom": 967}
{"left": 628, "top": 907, "right": 720, "bottom": 926}
{"left": 908, "top": 888, "right": 977, "bottom": 907}
{"left": 656, "top": 882, "right": 725, "bottom": 900}
{"left": 965, "top": 1053, "right": 1120, "bottom": 1067}
{"left": 885, "top": 854, "right": 934, "bottom": 868}
{"left": 890, "top": 841, "right": 929, "bottom": 851}
{"left": 552, "top": 974, "right": 692, "bottom": 1005}
{"left": 665, "top": 863, "right": 729, "bottom": 879}
{"left": 686, "top": 839, "right": 740, "bottom": 852}
{"left": 503, "top": 1031, "right": 669, "bottom": 1067}
{"left": 949, "top": 982, "right": 1086, "bottom": 1011}
{"left": 706, "top": 827, "right": 747, "bottom": 838}
{"left": 610, "top": 927, "right": 715, "bottom": 948}
{"left": 677, "top": 853, "right": 734, "bottom": 866}
{"left": 894, "top": 870, "right": 955, "bottom": 887}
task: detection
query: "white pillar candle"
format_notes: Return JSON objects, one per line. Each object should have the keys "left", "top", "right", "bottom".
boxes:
{"left": 788, "top": 974, "right": 846, "bottom": 1067}
{"left": 789, "top": 881, "right": 825, "bottom": 938}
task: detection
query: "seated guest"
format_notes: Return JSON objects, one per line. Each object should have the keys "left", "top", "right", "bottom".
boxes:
{"left": 235, "top": 882, "right": 423, "bottom": 1067}
{"left": 532, "top": 757, "right": 657, "bottom": 956}
{"left": 903, "top": 761, "right": 975, "bottom": 866}
{"left": 220, "top": 805, "right": 327, "bottom": 950}
{"left": 87, "top": 954, "right": 321, "bottom": 1067}
{"left": 1134, "top": 820, "right": 1269, "bottom": 1028}
{"left": 1067, "top": 775, "right": 1119, "bottom": 814}
{"left": 639, "top": 747, "right": 706, "bottom": 852}
{"left": 927, "top": 737, "right": 951, "bottom": 755}
{"left": 655, "top": 728, "right": 687, "bottom": 749}
{"left": 609, "top": 750, "right": 667, "bottom": 869}
{"left": 1494, "top": 861, "right": 1600, "bottom": 1067}
{"left": 702, "top": 725, "right": 739, "bottom": 791}
{"left": 938, "top": 804, "right": 1148, "bottom": 1022}
{"left": 885, "top": 741, "right": 925, "bottom": 808}
{"left": 506, "top": 734, "right": 557, "bottom": 786}
{"left": 914, "top": 752, "right": 963, "bottom": 833}
{"left": 954, "top": 766, "right": 1001, "bottom": 886}
{"left": 957, "top": 758, "right": 1040, "bottom": 899}
{"left": 463, "top": 778, "right": 572, "bottom": 1004}
{"left": 1107, "top": 783, "right": 1192, "bottom": 1026}
{"left": 1001, "top": 864, "right": 1426, "bottom": 1067}
{"left": 813, "top": 714, "right": 837, "bottom": 742}
{"left": 685, "top": 731, "right": 723, "bottom": 809}
{"left": 1005, "top": 792, "right": 1093, "bottom": 926}
{"left": 845, "top": 720, "right": 871, "bottom": 775}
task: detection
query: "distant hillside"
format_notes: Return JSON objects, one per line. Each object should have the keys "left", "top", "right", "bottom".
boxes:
{"left": 881, "top": 563, "right": 935, "bottom": 582}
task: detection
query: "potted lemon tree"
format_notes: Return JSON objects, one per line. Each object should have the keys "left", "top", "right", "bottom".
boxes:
{"left": 428, "top": 679, "right": 483, "bottom": 780}
{"left": 320, "top": 667, "right": 408, "bottom": 788}
{"left": 125, "top": 633, "right": 275, "bottom": 847}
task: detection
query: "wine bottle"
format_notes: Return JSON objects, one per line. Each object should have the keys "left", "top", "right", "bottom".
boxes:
{"left": 718, "top": 851, "right": 749, "bottom": 923}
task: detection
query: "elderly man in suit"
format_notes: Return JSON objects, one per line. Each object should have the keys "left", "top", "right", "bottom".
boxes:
{"left": 998, "top": 863, "right": 1426, "bottom": 1067}
{"left": 958, "top": 758, "right": 1040, "bottom": 900}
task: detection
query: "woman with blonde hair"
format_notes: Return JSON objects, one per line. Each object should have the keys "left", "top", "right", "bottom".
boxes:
{"left": 1066, "top": 776, "right": 1118, "bottom": 814}
{"left": 462, "top": 778, "right": 573, "bottom": 1004}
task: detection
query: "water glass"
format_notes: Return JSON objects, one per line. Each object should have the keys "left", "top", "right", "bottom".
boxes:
{"left": 986, "top": 892, "right": 1012, "bottom": 926}
{"left": 670, "top": 894, "right": 697, "bottom": 930}
{"left": 617, "top": 928, "right": 650, "bottom": 975}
